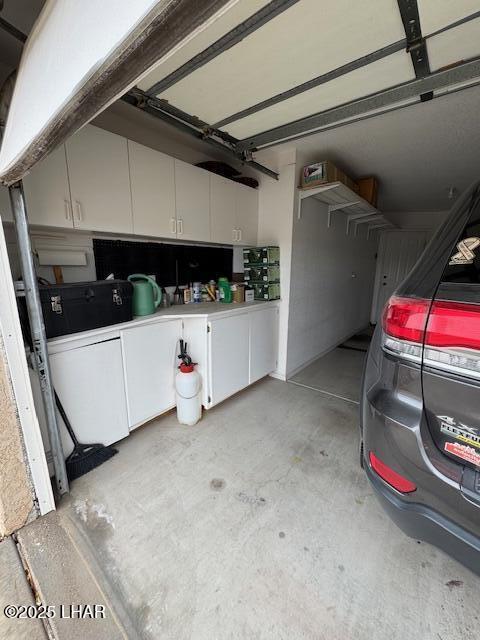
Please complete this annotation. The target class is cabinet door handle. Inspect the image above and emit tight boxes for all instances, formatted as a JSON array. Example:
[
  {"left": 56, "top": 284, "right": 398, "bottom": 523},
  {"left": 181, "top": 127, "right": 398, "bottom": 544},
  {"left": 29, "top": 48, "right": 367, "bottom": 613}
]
[
  {"left": 232, "top": 229, "right": 237, "bottom": 242},
  {"left": 74, "top": 201, "right": 83, "bottom": 222},
  {"left": 238, "top": 228, "right": 242, "bottom": 242},
  {"left": 64, "top": 200, "right": 72, "bottom": 221},
  {"left": 170, "top": 218, "right": 177, "bottom": 234},
  {"left": 177, "top": 218, "right": 184, "bottom": 235}
]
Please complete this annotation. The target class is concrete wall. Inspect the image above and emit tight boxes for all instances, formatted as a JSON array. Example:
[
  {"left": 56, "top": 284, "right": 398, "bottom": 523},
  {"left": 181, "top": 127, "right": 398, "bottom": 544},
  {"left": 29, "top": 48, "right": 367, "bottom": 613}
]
[
  {"left": 0, "top": 337, "right": 35, "bottom": 536},
  {"left": 286, "top": 197, "right": 377, "bottom": 377}
]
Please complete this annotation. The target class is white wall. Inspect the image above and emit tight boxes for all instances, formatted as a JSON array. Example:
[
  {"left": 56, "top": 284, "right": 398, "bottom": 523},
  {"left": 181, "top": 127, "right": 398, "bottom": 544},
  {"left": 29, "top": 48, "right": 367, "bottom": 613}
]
[
  {"left": 286, "top": 197, "right": 378, "bottom": 377},
  {"left": 256, "top": 148, "right": 297, "bottom": 380}
]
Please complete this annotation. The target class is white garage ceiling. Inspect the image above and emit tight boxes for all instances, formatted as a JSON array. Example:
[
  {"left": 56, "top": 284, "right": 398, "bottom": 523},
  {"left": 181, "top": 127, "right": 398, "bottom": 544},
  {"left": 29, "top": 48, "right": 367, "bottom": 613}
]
[{"left": 135, "top": 0, "right": 480, "bottom": 154}]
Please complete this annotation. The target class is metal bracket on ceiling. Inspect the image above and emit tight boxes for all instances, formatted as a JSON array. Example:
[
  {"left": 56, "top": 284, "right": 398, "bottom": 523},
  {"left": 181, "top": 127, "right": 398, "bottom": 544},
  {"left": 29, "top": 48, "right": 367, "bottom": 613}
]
[
  {"left": 397, "top": 0, "right": 432, "bottom": 101},
  {"left": 123, "top": 89, "right": 278, "bottom": 181}
]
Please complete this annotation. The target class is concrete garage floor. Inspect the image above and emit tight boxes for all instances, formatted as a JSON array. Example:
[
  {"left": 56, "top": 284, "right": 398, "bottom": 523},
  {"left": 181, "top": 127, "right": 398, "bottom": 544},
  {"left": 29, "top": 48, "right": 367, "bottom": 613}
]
[
  {"left": 290, "top": 347, "right": 366, "bottom": 403},
  {"left": 51, "top": 361, "right": 480, "bottom": 640}
]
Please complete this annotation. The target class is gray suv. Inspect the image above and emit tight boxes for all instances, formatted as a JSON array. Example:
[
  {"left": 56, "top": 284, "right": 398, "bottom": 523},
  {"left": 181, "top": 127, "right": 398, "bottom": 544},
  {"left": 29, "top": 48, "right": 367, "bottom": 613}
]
[{"left": 361, "top": 181, "right": 480, "bottom": 575}]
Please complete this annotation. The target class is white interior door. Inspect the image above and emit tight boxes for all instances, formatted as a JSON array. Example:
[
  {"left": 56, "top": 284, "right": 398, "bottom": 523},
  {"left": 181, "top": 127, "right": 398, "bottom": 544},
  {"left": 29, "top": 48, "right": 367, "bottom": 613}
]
[
  {"left": 122, "top": 320, "right": 182, "bottom": 429},
  {"left": 23, "top": 145, "right": 73, "bottom": 228},
  {"left": 174, "top": 159, "right": 210, "bottom": 241},
  {"left": 49, "top": 338, "right": 129, "bottom": 450},
  {"left": 210, "top": 174, "right": 236, "bottom": 244},
  {"left": 66, "top": 125, "right": 133, "bottom": 233},
  {"left": 129, "top": 140, "right": 176, "bottom": 238},
  {"left": 208, "top": 313, "right": 249, "bottom": 405},
  {"left": 371, "top": 230, "right": 427, "bottom": 323}
]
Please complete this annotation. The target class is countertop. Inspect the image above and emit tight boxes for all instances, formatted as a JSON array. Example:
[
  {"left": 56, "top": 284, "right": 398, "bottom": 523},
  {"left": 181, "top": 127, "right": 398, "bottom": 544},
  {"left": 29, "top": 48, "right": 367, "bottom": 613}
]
[{"left": 47, "top": 300, "right": 278, "bottom": 351}]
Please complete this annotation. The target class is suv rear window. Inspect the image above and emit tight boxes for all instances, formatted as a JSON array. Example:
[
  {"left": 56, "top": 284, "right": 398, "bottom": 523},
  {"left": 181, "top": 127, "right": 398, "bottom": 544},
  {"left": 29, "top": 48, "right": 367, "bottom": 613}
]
[{"left": 442, "top": 199, "right": 480, "bottom": 285}]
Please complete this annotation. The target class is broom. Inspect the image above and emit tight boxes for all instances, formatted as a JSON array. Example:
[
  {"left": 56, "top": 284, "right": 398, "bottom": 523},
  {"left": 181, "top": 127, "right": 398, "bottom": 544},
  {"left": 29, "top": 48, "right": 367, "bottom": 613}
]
[{"left": 54, "top": 391, "right": 118, "bottom": 481}]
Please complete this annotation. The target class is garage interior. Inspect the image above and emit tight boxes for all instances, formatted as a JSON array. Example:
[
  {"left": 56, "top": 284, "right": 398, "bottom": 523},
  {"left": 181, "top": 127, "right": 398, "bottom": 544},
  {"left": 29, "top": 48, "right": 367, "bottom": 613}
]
[{"left": 0, "top": 1, "right": 480, "bottom": 639}]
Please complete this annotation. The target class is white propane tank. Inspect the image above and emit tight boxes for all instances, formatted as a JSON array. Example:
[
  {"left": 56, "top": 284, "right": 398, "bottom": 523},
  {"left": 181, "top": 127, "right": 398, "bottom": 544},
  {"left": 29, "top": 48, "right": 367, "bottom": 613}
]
[{"left": 175, "top": 363, "right": 202, "bottom": 425}]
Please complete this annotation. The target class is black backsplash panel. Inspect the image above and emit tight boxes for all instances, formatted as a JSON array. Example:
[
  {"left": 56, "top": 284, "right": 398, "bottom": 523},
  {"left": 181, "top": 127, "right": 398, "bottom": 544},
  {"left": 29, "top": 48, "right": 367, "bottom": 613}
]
[{"left": 93, "top": 239, "right": 233, "bottom": 286}]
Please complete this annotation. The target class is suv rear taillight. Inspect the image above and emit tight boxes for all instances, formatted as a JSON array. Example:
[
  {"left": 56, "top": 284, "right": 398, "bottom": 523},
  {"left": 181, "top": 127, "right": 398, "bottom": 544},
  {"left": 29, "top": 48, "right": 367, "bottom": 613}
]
[
  {"left": 382, "top": 295, "right": 480, "bottom": 378},
  {"left": 382, "top": 296, "right": 429, "bottom": 363}
]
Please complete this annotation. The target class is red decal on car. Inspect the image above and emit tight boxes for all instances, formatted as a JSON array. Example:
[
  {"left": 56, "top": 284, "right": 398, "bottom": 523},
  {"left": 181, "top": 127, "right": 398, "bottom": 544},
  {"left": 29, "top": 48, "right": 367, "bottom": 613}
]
[{"left": 445, "top": 441, "right": 480, "bottom": 467}]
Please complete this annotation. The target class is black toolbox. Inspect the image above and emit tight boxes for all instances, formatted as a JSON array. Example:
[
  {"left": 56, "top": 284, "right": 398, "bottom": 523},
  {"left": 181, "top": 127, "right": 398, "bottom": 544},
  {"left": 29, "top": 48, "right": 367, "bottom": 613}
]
[{"left": 38, "top": 280, "right": 133, "bottom": 338}]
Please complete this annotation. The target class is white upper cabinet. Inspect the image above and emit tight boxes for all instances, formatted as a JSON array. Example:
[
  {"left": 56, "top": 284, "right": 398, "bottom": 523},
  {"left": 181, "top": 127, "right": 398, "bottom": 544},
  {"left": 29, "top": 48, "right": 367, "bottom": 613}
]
[
  {"left": 128, "top": 140, "right": 176, "bottom": 238},
  {"left": 174, "top": 159, "right": 210, "bottom": 242},
  {"left": 235, "top": 182, "right": 258, "bottom": 246},
  {"left": 210, "top": 174, "right": 236, "bottom": 244},
  {"left": 0, "top": 186, "right": 13, "bottom": 223},
  {"left": 65, "top": 125, "right": 133, "bottom": 234},
  {"left": 23, "top": 145, "right": 72, "bottom": 228}
]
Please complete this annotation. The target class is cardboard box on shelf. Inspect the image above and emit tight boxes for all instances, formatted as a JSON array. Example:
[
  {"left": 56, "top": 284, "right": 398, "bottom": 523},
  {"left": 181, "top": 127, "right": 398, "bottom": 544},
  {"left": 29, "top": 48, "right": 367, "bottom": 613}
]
[
  {"left": 300, "top": 160, "right": 358, "bottom": 193},
  {"left": 243, "top": 246, "right": 280, "bottom": 266},
  {"left": 244, "top": 264, "right": 280, "bottom": 283},
  {"left": 357, "top": 177, "right": 378, "bottom": 207}
]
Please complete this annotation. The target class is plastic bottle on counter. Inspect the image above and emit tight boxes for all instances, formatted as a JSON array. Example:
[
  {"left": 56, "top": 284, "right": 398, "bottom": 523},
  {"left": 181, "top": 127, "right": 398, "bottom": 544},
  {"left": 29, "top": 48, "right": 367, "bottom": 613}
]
[
  {"left": 193, "top": 282, "right": 202, "bottom": 303},
  {"left": 183, "top": 286, "right": 192, "bottom": 304},
  {"left": 218, "top": 277, "right": 232, "bottom": 303}
]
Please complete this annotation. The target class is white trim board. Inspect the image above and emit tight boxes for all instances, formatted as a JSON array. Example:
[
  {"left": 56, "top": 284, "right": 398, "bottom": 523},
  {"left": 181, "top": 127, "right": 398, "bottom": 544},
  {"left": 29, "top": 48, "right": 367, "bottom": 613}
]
[{"left": 0, "top": 221, "right": 55, "bottom": 515}]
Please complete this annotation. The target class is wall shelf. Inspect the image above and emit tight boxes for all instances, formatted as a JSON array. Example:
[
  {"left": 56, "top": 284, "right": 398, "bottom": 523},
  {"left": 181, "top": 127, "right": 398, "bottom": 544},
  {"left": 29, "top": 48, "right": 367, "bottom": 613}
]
[{"left": 297, "top": 181, "right": 395, "bottom": 237}]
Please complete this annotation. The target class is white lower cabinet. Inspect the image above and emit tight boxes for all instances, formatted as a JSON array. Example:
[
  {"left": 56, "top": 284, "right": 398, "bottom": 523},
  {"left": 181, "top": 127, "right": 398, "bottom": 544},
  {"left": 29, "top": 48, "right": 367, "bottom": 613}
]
[
  {"left": 45, "top": 305, "right": 277, "bottom": 460},
  {"left": 121, "top": 320, "right": 182, "bottom": 429},
  {"left": 49, "top": 338, "right": 129, "bottom": 451},
  {"left": 208, "top": 313, "right": 250, "bottom": 405},
  {"left": 249, "top": 306, "right": 278, "bottom": 383}
]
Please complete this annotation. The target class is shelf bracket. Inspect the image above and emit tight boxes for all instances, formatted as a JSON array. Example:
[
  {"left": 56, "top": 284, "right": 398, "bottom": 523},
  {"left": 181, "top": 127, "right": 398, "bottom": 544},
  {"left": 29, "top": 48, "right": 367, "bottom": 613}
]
[
  {"left": 346, "top": 211, "right": 381, "bottom": 234},
  {"left": 327, "top": 200, "right": 360, "bottom": 228},
  {"left": 367, "top": 222, "right": 391, "bottom": 239}
]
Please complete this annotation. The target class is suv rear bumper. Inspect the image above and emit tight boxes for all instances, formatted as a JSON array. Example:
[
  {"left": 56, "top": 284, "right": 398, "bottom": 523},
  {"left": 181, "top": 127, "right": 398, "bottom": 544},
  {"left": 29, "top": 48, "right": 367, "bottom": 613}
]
[{"left": 365, "top": 460, "right": 480, "bottom": 576}]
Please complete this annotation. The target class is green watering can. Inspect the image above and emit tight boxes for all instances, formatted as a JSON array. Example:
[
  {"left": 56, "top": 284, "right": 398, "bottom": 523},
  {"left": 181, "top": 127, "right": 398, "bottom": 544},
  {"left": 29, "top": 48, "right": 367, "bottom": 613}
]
[{"left": 128, "top": 274, "right": 162, "bottom": 316}]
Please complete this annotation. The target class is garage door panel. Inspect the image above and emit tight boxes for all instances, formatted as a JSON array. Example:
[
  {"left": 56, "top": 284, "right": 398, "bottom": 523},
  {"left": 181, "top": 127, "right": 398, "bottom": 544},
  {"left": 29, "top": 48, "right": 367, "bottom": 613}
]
[
  {"left": 224, "top": 50, "right": 415, "bottom": 139},
  {"left": 427, "top": 19, "right": 480, "bottom": 72},
  {"left": 417, "top": 0, "right": 480, "bottom": 37},
  {"left": 158, "top": 0, "right": 406, "bottom": 124},
  {"left": 136, "top": 0, "right": 270, "bottom": 92}
]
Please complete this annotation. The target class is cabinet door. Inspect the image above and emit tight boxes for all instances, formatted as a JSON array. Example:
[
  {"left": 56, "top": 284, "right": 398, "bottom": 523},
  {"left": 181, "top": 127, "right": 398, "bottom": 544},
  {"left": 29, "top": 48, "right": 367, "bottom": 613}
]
[
  {"left": 122, "top": 320, "right": 182, "bottom": 429},
  {"left": 49, "top": 338, "right": 129, "bottom": 448},
  {"left": 209, "top": 313, "right": 249, "bottom": 405},
  {"left": 174, "top": 159, "right": 210, "bottom": 242},
  {"left": 250, "top": 307, "right": 278, "bottom": 383},
  {"left": 210, "top": 174, "right": 236, "bottom": 244},
  {"left": 235, "top": 183, "right": 258, "bottom": 245},
  {"left": 23, "top": 145, "right": 73, "bottom": 228},
  {"left": 129, "top": 140, "right": 176, "bottom": 238},
  {"left": 66, "top": 125, "right": 133, "bottom": 233},
  {"left": 0, "top": 186, "right": 13, "bottom": 223}
]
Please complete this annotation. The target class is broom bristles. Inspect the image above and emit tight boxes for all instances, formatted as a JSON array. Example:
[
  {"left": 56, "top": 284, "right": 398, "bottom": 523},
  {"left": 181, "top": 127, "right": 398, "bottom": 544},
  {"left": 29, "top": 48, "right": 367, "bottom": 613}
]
[{"left": 66, "top": 443, "right": 118, "bottom": 481}]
